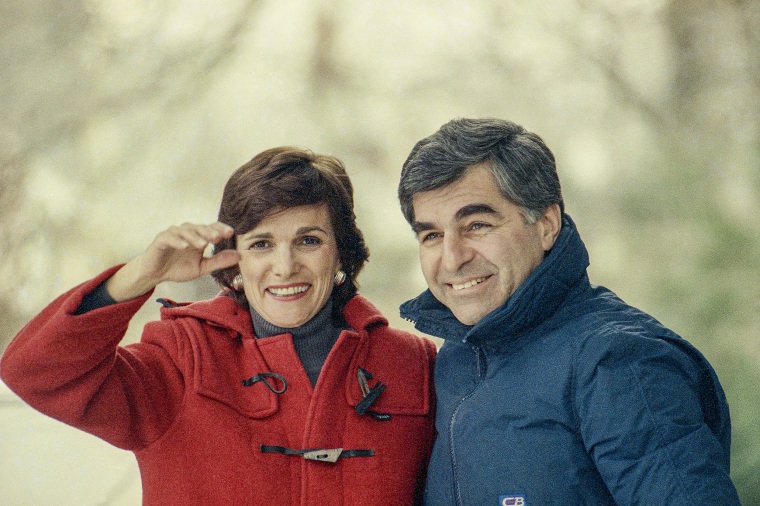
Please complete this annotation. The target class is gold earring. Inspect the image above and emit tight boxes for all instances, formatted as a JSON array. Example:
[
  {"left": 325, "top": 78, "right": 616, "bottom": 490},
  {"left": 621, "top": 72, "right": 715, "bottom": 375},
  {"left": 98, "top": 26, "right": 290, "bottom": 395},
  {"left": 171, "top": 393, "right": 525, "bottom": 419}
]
[
  {"left": 232, "top": 274, "right": 244, "bottom": 291},
  {"left": 333, "top": 270, "right": 346, "bottom": 286}
]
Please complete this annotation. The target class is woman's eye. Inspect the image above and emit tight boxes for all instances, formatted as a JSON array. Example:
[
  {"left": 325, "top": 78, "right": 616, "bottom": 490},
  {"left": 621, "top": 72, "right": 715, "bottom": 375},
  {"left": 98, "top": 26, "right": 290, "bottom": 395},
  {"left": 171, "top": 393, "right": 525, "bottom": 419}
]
[
  {"left": 250, "top": 240, "right": 270, "bottom": 250},
  {"left": 301, "top": 236, "right": 323, "bottom": 246}
]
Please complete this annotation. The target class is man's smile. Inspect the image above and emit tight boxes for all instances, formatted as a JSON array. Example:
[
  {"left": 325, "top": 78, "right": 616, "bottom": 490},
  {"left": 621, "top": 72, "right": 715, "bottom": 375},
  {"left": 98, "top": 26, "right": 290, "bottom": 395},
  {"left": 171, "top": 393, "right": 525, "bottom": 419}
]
[{"left": 450, "top": 276, "right": 490, "bottom": 291}]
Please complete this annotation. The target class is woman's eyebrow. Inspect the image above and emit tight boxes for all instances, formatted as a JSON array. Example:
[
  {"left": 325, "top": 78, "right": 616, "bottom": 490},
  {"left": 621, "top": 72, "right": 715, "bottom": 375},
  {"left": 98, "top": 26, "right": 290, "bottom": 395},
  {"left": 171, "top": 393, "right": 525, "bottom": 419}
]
[
  {"left": 240, "top": 231, "right": 273, "bottom": 241},
  {"left": 241, "top": 226, "right": 328, "bottom": 240},
  {"left": 295, "top": 226, "right": 328, "bottom": 235}
]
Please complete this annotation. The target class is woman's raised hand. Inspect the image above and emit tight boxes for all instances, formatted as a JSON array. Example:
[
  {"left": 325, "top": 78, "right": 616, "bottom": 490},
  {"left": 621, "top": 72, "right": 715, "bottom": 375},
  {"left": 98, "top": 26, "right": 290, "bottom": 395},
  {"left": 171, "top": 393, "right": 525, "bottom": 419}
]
[{"left": 105, "top": 222, "right": 241, "bottom": 302}]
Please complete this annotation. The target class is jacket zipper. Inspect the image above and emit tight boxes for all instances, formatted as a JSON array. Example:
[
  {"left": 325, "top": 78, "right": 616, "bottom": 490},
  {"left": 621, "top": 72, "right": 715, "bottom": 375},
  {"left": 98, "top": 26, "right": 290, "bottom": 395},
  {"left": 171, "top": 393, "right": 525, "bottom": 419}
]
[{"left": 449, "top": 345, "right": 486, "bottom": 506}]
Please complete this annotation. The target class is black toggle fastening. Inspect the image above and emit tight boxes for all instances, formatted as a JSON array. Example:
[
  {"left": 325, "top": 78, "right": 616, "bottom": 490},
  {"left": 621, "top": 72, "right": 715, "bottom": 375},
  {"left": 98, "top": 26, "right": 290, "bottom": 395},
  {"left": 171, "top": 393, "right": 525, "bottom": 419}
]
[
  {"left": 355, "top": 367, "right": 392, "bottom": 421},
  {"left": 260, "top": 445, "right": 374, "bottom": 463},
  {"left": 242, "top": 372, "right": 288, "bottom": 394}
]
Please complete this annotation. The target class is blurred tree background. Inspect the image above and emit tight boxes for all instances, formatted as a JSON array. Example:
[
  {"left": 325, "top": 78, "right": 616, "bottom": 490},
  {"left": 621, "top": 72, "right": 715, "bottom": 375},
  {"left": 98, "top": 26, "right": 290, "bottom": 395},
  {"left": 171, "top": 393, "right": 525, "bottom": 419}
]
[{"left": 1, "top": 0, "right": 758, "bottom": 503}]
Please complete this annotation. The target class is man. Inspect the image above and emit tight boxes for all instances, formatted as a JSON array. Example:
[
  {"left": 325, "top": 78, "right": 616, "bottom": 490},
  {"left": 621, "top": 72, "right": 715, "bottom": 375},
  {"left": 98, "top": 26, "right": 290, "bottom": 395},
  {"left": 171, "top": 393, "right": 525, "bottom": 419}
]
[{"left": 398, "top": 118, "right": 740, "bottom": 505}]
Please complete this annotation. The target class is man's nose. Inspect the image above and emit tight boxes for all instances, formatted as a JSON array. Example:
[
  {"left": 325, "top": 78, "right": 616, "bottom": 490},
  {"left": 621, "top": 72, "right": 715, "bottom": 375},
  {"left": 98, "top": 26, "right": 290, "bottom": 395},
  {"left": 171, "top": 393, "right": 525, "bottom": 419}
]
[{"left": 441, "top": 234, "right": 474, "bottom": 272}]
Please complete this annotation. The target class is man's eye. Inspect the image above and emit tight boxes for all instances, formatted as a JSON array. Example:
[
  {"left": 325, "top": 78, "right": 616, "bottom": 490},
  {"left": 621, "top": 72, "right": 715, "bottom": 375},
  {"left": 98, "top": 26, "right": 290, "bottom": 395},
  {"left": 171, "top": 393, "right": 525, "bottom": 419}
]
[
  {"left": 420, "top": 232, "right": 441, "bottom": 243},
  {"left": 250, "top": 240, "right": 270, "bottom": 249},
  {"left": 469, "top": 222, "right": 491, "bottom": 231}
]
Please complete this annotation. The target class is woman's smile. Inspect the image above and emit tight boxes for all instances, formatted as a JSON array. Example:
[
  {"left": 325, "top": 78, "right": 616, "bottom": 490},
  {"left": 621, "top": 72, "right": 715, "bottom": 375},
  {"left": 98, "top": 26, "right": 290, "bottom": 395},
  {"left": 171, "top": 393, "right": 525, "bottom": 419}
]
[{"left": 267, "top": 283, "right": 310, "bottom": 298}]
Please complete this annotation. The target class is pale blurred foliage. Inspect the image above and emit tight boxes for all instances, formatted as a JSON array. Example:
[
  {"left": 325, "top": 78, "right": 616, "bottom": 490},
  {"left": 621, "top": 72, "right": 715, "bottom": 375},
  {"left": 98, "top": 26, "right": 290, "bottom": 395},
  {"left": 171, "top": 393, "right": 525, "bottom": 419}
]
[{"left": 1, "top": 0, "right": 759, "bottom": 503}]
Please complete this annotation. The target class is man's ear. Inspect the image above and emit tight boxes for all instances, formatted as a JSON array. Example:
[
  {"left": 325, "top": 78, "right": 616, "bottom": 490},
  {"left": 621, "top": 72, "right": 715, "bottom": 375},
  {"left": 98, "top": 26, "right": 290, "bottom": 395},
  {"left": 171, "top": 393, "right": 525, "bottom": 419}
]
[{"left": 538, "top": 204, "right": 562, "bottom": 252}]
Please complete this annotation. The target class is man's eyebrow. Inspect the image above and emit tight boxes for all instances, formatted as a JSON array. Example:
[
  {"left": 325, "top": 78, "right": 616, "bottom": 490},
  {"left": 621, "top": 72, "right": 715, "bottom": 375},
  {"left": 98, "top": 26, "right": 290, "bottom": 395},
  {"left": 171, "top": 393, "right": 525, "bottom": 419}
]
[
  {"left": 455, "top": 203, "right": 500, "bottom": 220},
  {"left": 411, "top": 221, "right": 434, "bottom": 234},
  {"left": 411, "top": 204, "right": 501, "bottom": 234}
]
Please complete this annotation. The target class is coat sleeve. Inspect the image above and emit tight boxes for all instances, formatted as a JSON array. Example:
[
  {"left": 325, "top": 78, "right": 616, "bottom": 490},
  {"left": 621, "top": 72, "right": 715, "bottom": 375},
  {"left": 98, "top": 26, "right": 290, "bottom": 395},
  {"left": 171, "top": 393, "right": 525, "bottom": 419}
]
[
  {"left": 0, "top": 267, "right": 186, "bottom": 451},
  {"left": 574, "top": 328, "right": 740, "bottom": 505}
]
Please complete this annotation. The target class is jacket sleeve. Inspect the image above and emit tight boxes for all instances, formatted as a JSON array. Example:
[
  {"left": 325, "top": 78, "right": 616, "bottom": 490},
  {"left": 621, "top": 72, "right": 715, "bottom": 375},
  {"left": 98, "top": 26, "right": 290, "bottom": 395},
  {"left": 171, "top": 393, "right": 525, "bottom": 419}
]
[
  {"left": 574, "top": 329, "right": 740, "bottom": 505},
  {"left": 0, "top": 266, "right": 186, "bottom": 451}
]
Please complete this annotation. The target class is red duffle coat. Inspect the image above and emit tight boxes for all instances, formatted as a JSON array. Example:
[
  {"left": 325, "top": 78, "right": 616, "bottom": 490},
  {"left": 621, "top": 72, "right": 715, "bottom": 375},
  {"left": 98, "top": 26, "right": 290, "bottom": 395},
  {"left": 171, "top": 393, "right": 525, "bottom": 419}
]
[{"left": 0, "top": 266, "right": 437, "bottom": 505}]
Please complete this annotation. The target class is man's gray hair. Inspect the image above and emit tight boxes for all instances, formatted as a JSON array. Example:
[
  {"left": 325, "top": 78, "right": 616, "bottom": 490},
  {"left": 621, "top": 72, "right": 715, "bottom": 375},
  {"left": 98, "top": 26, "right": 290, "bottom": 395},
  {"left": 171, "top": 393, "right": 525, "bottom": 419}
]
[{"left": 398, "top": 118, "right": 564, "bottom": 225}]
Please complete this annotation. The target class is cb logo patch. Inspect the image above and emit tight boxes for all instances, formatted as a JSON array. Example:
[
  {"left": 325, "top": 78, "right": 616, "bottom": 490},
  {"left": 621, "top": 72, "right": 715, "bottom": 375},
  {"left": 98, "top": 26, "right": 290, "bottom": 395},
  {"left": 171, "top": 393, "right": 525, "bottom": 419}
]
[{"left": 499, "top": 496, "right": 526, "bottom": 506}]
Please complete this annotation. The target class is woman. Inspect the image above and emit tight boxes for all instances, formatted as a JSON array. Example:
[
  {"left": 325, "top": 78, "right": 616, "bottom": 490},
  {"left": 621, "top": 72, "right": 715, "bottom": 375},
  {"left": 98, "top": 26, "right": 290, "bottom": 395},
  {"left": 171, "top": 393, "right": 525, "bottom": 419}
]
[{"left": 1, "top": 147, "right": 436, "bottom": 505}]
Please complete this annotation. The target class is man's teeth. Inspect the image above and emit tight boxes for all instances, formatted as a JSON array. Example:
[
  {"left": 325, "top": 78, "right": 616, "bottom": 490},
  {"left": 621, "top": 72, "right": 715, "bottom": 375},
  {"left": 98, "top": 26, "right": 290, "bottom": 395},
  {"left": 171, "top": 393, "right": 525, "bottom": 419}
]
[
  {"left": 269, "top": 285, "right": 308, "bottom": 296},
  {"left": 452, "top": 278, "right": 486, "bottom": 290}
]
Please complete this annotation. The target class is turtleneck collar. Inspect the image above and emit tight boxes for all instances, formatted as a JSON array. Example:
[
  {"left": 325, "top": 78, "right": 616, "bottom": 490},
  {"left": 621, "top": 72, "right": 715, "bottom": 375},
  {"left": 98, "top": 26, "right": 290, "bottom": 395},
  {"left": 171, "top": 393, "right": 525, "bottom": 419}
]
[
  {"left": 250, "top": 297, "right": 339, "bottom": 340},
  {"left": 250, "top": 297, "right": 346, "bottom": 386}
]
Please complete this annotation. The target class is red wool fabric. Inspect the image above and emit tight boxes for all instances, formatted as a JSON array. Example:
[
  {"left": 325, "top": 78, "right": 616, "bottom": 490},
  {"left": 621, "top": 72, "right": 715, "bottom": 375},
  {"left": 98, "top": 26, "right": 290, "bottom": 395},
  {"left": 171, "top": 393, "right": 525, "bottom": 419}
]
[{"left": 1, "top": 266, "right": 437, "bottom": 505}]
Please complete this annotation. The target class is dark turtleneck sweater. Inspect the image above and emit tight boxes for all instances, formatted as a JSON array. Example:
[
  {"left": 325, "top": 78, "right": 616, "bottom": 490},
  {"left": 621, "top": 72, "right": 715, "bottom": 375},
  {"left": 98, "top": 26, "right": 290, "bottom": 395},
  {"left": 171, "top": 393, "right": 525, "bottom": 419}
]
[
  {"left": 77, "top": 281, "right": 344, "bottom": 386},
  {"left": 250, "top": 298, "right": 345, "bottom": 386}
]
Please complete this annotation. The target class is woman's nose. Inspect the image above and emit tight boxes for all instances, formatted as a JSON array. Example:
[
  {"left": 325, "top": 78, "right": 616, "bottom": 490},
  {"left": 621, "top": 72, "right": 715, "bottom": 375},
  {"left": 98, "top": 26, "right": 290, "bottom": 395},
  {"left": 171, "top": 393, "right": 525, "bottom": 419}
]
[{"left": 272, "top": 247, "right": 298, "bottom": 277}]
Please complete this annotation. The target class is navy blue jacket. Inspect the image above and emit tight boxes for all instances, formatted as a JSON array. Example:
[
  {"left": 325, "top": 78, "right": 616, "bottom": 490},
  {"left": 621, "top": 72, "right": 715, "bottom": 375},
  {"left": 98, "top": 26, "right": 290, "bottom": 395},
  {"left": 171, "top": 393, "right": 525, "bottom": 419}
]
[{"left": 401, "top": 215, "right": 740, "bottom": 505}]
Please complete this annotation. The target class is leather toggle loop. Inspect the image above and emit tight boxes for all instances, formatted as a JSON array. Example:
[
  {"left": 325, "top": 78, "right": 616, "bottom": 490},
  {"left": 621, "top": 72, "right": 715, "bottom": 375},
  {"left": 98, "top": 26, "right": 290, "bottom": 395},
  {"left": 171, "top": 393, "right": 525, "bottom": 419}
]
[{"left": 242, "top": 372, "right": 288, "bottom": 394}]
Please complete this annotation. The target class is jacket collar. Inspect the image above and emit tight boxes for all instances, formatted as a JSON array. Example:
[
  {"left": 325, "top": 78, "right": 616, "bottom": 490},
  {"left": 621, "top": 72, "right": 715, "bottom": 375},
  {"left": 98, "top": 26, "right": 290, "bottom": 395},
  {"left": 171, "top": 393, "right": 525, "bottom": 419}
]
[{"left": 400, "top": 214, "right": 590, "bottom": 345}]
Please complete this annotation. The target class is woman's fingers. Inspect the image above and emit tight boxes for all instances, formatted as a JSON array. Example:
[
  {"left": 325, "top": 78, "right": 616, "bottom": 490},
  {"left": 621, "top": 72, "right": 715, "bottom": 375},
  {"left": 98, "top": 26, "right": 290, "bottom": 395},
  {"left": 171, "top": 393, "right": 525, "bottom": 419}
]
[
  {"left": 201, "top": 249, "right": 241, "bottom": 276},
  {"left": 209, "top": 221, "right": 236, "bottom": 240},
  {"left": 106, "top": 222, "right": 237, "bottom": 302},
  {"left": 135, "top": 222, "right": 233, "bottom": 281},
  {"left": 156, "top": 222, "right": 235, "bottom": 252}
]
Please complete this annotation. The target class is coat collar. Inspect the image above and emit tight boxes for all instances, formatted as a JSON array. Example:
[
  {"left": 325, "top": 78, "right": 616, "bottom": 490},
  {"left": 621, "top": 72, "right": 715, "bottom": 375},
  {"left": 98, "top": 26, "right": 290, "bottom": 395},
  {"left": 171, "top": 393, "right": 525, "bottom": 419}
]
[
  {"left": 157, "top": 293, "right": 255, "bottom": 338},
  {"left": 155, "top": 293, "right": 395, "bottom": 420},
  {"left": 400, "top": 214, "right": 590, "bottom": 346},
  {"left": 157, "top": 293, "right": 389, "bottom": 340}
]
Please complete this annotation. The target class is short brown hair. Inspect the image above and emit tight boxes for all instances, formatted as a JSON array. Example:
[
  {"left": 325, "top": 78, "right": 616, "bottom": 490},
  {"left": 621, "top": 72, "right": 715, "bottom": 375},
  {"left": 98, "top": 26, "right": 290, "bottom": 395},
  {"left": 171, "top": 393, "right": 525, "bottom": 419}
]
[{"left": 211, "top": 147, "right": 369, "bottom": 315}]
